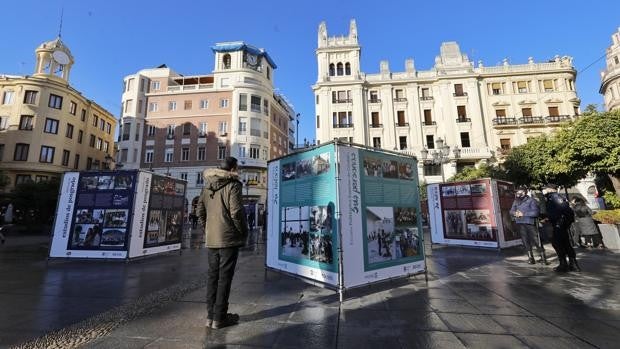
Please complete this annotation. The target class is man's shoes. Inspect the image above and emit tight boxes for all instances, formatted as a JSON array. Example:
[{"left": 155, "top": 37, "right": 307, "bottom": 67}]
[
  {"left": 528, "top": 257, "right": 536, "bottom": 264},
  {"left": 568, "top": 257, "right": 581, "bottom": 272},
  {"left": 211, "top": 313, "right": 240, "bottom": 329}
]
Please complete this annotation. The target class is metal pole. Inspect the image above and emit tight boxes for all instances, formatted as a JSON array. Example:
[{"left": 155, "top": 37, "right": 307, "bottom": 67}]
[{"left": 296, "top": 113, "right": 300, "bottom": 149}]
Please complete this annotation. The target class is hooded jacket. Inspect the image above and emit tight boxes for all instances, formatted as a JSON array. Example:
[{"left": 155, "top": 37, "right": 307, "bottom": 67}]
[
  {"left": 509, "top": 195, "right": 540, "bottom": 225},
  {"left": 195, "top": 168, "right": 248, "bottom": 248}
]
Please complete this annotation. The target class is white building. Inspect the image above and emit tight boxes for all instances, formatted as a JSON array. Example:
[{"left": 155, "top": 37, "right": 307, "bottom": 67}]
[
  {"left": 600, "top": 27, "right": 620, "bottom": 111},
  {"left": 313, "top": 20, "right": 580, "bottom": 183}
]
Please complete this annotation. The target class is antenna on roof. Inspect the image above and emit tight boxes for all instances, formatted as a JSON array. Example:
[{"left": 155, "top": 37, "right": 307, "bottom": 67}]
[{"left": 58, "top": 7, "right": 64, "bottom": 38}]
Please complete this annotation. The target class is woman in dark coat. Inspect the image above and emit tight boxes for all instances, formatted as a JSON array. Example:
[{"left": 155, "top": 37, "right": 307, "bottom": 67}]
[{"left": 571, "top": 197, "right": 603, "bottom": 248}]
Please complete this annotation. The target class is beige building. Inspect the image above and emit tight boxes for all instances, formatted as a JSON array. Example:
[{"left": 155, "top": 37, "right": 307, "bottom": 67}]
[
  {"left": 117, "top": 42, "right": 295, "bottom": 212},
  {"left": 313, "top": 20, "right": 580, "bottom": 182},
  {"left": 600, "top": 27, "right": 620, "bottom": 111},
  {"left": 0, "top": 37, "right": 116, "bottom": 190}
]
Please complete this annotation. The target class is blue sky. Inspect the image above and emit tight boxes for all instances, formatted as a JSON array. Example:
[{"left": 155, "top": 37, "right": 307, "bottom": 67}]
[{"left": 2, "top": 0, "right": 618, "bottom": 144}]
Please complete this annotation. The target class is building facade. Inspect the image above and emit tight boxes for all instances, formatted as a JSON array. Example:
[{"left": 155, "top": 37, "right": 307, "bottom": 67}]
[
  {"left": 117, "top": 42, "right": 295, "bottom": 213},
  {"left": 0, "top": 37, "right": 116, "bottom": 190},
  {"left": 313, "top": 20, "right": 580, "bottom": 182},
  {"left": 600, "top": 27, "right": 620, "bottom": 111}
]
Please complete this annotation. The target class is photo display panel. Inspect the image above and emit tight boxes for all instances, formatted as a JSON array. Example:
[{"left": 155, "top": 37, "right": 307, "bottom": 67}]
[{"left": 143, "top": 174, "right": 186, "bottom": 248}]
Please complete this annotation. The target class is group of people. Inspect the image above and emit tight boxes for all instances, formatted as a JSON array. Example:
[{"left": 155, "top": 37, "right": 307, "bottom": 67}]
[
  {"left": 368, "top": 229, "right": 393, "bottom": 258},
  {"left": 510, "top": 183, "right": 603, "bottom": 273}
]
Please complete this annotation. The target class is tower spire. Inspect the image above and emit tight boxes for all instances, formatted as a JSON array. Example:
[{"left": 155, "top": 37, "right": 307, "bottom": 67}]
[{"left": 58, "top": 8, "right": 64, "bottom": 38}]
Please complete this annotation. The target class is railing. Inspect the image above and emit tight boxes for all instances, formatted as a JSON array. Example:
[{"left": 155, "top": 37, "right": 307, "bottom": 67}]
[
  {"left": 395, "top": 122, "right": 409, "bottom": 127},
  {"left": 519, "top": 116, "right": 544, "bottom": 124},
  {"left": 393, "top": 97, "right": 407, "bottom": 102},
  {"left": 369, "top": 123, "right": 383, "bottom": 128},
  {"left": 333, "top": 99, "right": 352, "bottom": 103},
  {"left": 422, "top": 121, "right": 436, "bottom": 126},
  {"left": 453, "top": 92, "right": 468, "bottom": 97},
  {"left": 250, "top": 104, "right": 261, "bottom": 112},
  {"left": 333, "top": 123, "right": 354, "bottom": 128},
  {"left": 369, "top": 98, "right": 381, "bottom": 103},
  {"left": 420, "top": 96, "right": 434, "bottom": 100},
  {"left": 456, "top": 117, "right": 471, "bottom": 123},
  {"left": 166, "top": 134, "right": 175, "bottom": 140},
  {"left": 167, "top": 84, "right": 213, "bottom": 92},
  {"left": 545, "top": 115, "right": 571, "bottom": 123},
  {"left": 492, "top": 117, "right": 517, "bottom": 126}
]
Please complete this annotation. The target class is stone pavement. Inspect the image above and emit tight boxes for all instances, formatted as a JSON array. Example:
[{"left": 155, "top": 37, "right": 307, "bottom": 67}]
[{"left": 1, "top": 230, "right": 620, "bottom": 349}]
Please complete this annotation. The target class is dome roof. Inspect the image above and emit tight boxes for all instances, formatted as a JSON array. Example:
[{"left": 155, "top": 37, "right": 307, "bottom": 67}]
[{"left": 37, "top": 37, "right": 73, "bottom": 56}]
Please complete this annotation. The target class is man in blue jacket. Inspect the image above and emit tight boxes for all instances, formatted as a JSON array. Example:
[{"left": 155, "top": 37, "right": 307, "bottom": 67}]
[{"left": 510, "top": 186, "right": 547, "bottom": 264}]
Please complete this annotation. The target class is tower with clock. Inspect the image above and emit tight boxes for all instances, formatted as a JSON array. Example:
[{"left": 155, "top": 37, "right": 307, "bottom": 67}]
[{"left": 33, "top": 36, "right": 74, "bottom": 82}]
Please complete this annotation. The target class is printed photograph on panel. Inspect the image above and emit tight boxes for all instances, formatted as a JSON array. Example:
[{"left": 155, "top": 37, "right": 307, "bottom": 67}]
[
  {"left": 382, "top": 160, "right": 399, "bottom": 179},
  {"left": 455, "top": 184, "right": 471, "bottom": 196},
  {"left": 442, "top": 186, "right": 456, "bottom": 197},
  {"left": 97, "top": 176, "right": 115, "bottom": 190},
  {"left": 312, "top": 152, "right": 331, "bottom": 176},
  {"left": 280, "top": 206, "right": 310, "bottom": 260},
  {"left": 366, "top": 207, "right": 395, "bottom": 264},
  {"left": 281, "top": 162, "right": 296, "bottom": 181},
  {"left": 164, "top": 211, "right": 182, "bottom": 242},
  {"left": 175, "top": 182, "right": 185, "bottom": 195},
  {"left": 151, "top": 177, "right": 165, "bottom": 193},
  {"left": 70, "top": 223, "right": 103, "bottom": 248},
  {"left": 466, "top": 224, "right": 494, "bottom": 240},
  {"left": 470, "top": 183, "right": 487, "bottom": 195},
  {"left": 398, "top": 162, "right": 415, "bottom": 180},
  {"left": 308, "top": 205, "right": 334, "bottom": 264},
  {"left": 296, "top": 158, "right": 313, "bottom": 179},
  {"left": 114, "top": 175, "right": 133, "bottom": 190},
  {"left": 465, "top": 209, "right": 491, "bottom": 225},
  {"left": 394, "top": 228, "right": 421, "bottom": 258},
  {"left": 147, "top": 210, "right": 162, "bottom": 232},
  {"left": 75, "top": 209, "right": 105, "bottom": 224},
  {"left": 112, "top": 193, "right": 130, "bottom": 206},
  {"left": 394, "top": 207, "right": 417, "bottom": 227},
  {"left": 104, "top": 209, "right": 128, "bottom": 228},
  {"left": 444, "top": 210, "right": 466, "bottom": 237},
  {"left": 100, "top": 228, "right": 126, "bottom": 247},
  {"left": 79, "top": 176, "right": 98, "bottom": 191},
  {"left": 363, "top": 157, "right": 383, "bottom": 177}
]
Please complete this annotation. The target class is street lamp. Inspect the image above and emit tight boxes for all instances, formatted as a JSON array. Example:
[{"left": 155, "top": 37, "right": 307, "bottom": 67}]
[
  {"left": 420, "top": 137, "right": 461, "bottom": 182},
  {"left": 296, "top": 113, "right": 300, "bottom": 149}
]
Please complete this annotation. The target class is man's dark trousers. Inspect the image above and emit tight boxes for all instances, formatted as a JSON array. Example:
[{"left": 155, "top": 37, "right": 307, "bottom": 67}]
[
  {"left": 207, "top": 247, "right": 239, "bottom": 321},
  {"left": 551, "top": 224, "right": 576, "bottom": 261}
]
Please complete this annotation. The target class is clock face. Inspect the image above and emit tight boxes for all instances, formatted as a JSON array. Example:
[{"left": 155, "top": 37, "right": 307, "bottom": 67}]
[
  {"left": 52, "top": 50, "right": 70, "bottom": 65},
  {"left": 247, "top": 54, "right": 257, "bottom": 66}
]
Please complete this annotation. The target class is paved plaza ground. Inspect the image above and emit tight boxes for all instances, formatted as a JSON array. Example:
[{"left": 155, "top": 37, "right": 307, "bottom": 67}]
[{"left": 0, "top": 229, "right": 619, "bottom": 349}]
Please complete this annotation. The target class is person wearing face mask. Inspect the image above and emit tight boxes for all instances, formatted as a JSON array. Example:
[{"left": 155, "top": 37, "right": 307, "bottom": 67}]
[
  {"left": 541, "top": 184, "right": 579, "bottom": 273},
  {"left": 510, "top": 186, "right": 547, "bottom": 264}
]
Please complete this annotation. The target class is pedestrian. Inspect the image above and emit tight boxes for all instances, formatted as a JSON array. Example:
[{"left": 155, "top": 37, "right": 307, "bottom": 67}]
[
  {"left": 510, "top": 186, "right": 548, "bottom": 264},
  {"left": 571, "top": 197, "right": 604, "bottom": 248},
  {"left": 195, "top": 157, "right": 249, "bottom": 329},
  {"left": 541, "top": 184, "right": 579, "bottom": 273}
]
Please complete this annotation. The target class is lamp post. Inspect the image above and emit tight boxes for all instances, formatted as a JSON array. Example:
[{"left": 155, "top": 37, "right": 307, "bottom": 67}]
[
  {"left": 420, "top": 137, "right": 461, "bottom": 182},
  {"left": 296, "top": 113, "right": 300, "bottom": 149}
]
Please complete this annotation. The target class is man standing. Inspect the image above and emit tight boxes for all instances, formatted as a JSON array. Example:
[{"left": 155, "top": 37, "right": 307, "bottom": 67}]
[
  {"left": 196, "top": 157, "right": 248, "bottom": 329},
  {"left": 510, "top": 186, "right": 547, "bottom": 264},
  {"left": 542, "top": 184, "right": 579, "bottom": 273}
]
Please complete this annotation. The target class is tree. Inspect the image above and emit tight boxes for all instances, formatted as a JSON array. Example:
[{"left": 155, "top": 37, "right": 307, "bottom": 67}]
[
  {"left": 447, "top": 163, "right": 507, "bottom": 182},
  {"left": 582, "top": 103, "right": 599, "bottom": 116},
  {"left": 11, "top": 179, "right": 60, "bottom": 226}
]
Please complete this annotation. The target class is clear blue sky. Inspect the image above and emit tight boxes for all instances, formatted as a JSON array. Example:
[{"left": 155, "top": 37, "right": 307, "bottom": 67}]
[{"left": 2, "top": 0, "right": 618, "bottom": 145}]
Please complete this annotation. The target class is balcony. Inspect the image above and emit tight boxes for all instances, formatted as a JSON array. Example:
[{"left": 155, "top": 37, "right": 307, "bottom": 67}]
[
  {"left": 166, "top": 134, "right": 175, "bottom": 140},
  {"left": 492, "top": 117, "right": 517, "bottom": 126},
  {"left": 519, "top": 116, "right": 544, "bottom": 124},
  {"left": 453, "top": 92, "right": 468, "bottom": 97},
  {"left": 393, "top": 97, "right": 407, "bottom": 102},
  {"left": 456, "top": 117, "right": 471, "bottom": 123},
  {"left": 422, "top": 121, "right": 437, "bottom": 126},
  {"left": 369, "top": 123, "right": 383, "bottom": 128},
  {"left": 545, "top": 115, "right": 571, "bottom": 123},
  {"left": 419, "top": 96, "right": 434, "bottom": 101},
  {"left": 333, "top": 99, "right": 352, "bottom": 104},
  {"left": 395, "top": 122, "right": 409, "bottom": 127},
  {"left": 333, "top": 123, "right": 354, "bottom": 128},
  {"left": 369, "top": 98, "right": 381, "bottom": 103}
]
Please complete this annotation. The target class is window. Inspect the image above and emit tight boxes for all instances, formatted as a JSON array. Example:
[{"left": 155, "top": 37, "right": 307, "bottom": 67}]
[
  {"left": 395, "top": 89, "right": 405, "bottom": 100},
  {"left": 0, "top": 144, "right": 3, "bottom": 161},
  {"left": 250, "top": 118, "right": 262, "bottom": 137},
  {"left": 14, "top": 143, "right": 29, "bottom": 161},
  {"left": 19, "top": 115, "right": 33, "bottom": 130},
  {"left": 78, "top": 130, "right": 83, "bottom": 143},
  {"left": 92, "top": 115, "right": 99, "bottom": 127},
  {"left": 238, "top": 145, "right": 246, "bottom": 158},
  {"left": 15, "top": 175, "right": 32, "bottom": 185},
  {"left": 139, "top": 78, "right": 145, "bottom": 92},
  {"left": 421, "top": 88, "right": 431, "bottom": 98},
  {"left": 106, "top": 122, "right": 112, "bottom": 134},
  {"left": 369, "top": 90, "right": 379, "bottom": 102},
  {"left": 516, "top": 81, "right": 528, "bottom": 93},
  {"left": 491, "top": 82, "right": 502, "bottom": 95},
  {"left": 372, "top": 137, "right": 381, "bottom": 148},
  {"left": 426, "top": 135, "right": 435, "bottom": 149},
  {"left": 250, "top": 95, "right": 261, "bottom": 112},
  {"left": 151, "top": 81, "right": 160, "bottom": 91},
  {"left": 181, "top": 147, "right": 189, "bottom": 161},
  {"left": 199, "top": 122, "right": 207, "bottom": 136},
  {"left": 165, "top": 148, "right": 174, "bottom": 162},
  {"left": 196, "top": 172, "right": 204, "bottom": 185},
  {"left": 371, "top": 112, "right": 380, "bottom": 126},
  {"left": 454, "top": 84, "right": 465, "bottom": 96},
  {"left": 99, "top": 119, "right": 105, "bottom": 131},
  {"left": 345, "top": 62, "right": 351, "bottom": 75},
  {"left": 73, "top": 154, "right": 80, "bottom": 169},
  {"left": 35, "top": 175, "right": 49, "bottom": 183},
  {"left": 337, "top": 62, "right": 343, "bottom": 76},
  {"left": 0, "top": 116, "right": 8, "bottom": 130},
  {"left": 166, "top": 124, "right": 175, "bottom": 138},
  {"left": 145, "top": 149, "right": 154, "bottom": 163},
  {"left": 328, "top": 63, "right": 335, "bottom": 76},
  {"left": 86, "top": 157, "right": 93, "bottom": 170},
  {"left": 2, "top": 90, "right": 14, "bottom": 104},
  {"left": 316, "top": 115, "right": 320, "bottom": 128},
  {"left": 548, "top": 106, "right": 559, "bottom": 116},
  {"left": 522, "top": 108, "right": 532, "bottom": 117},
  {"left": 239, "top": 94, "right": 247, "bottom": 111},
  {"left": 218, "top": 146, "right": 226, "bottom": 159},
  {"left": 81, "top": 109, "right": 86, "bottom": 121},
  {"left": 239, "top": 118, "right": 247, "bottom": 135},
  {"left": 48, "top": 94, "right": 63, "bottom": 109},
  {"left": 103, "top": 141, "right": 109, "bottom": 153},
  {"left": 249, "top": 145, "right": 260, "bottom": 159},
  {"left": 542, "top": 80, "right": 554, "bottom": 92},
  {"left": 263, "top": 99, "right": 269, "bottom": 116},
  {"left": 266, "top": 66, "right": 271, "bottom": 80},
  {"left": 180, "top": 173, "right": 188, "bottom": 181},
  {"left": 183, "top": 123, "right": 191, "bottom": 136},
  {"left": 62, "top": 150, "right": 70, "bottom": 166},
  {"left": 89, "top": 134, "right": 96, "bottom": 147},
  {"left": 124, "top": 99, "right": 133, "bottom": 113},
  {"left": 147, "top": 125, "right": 156, "bottom": 137},
  {"left": 137, "top": 99, "right": 143, "bottom": 114},
  {"left": 149, "top": 102, "right": 158, "bottom": 112},
  {"left": 399, "top": 136, "right": 408, "bottom": 150},
  {"left": 223, "top": 54, "right": 231, "bottom": 69},
  {"left": 200, "top": 99, "right": 208, "bottom": 109},
  {"left": 220, "top": 99, "right": 229, "bottom": 108},
  {"left": 66, "top": 123, "right": 74, "bottom": 138},
  {"left": 95, "top": 138, "right": 102, "bottom": 150},
  {"left": 168, "top": 101, "right": 177, "bottom": 111},
  {"left": 397, "top": 111, "right": 406, "bottom": 126},
  {"left": 457, "top": 106, "right": 467, "bottom": 118},
  {"left": 197, "top": 147, "right": 206, "bottom": 161},
  {"left": 574, "top": 106, "right": 579, "bottom": 116},
  {"left": 495, "top": 109, "right": 506, "bottom": 118},
  {"left": 69, "top": 101, "right": 77, "bottom": 115},
  {"left": 500, "top": 138, "right": 511, "bottom": 150},
  {"left": 122, "top": 122, "right": 131, "bottom": 141},
  {"left": 39, "top": 146, "right": 55, "bottom": 163},
  {"left": 460, "top": 132, "right": 471, "bottom": 148},
  {"left": 218, "top": 121, "right": 227, "bottom": 135},
  {"left": 423, "top": 109, "right": 433, "bottom": 124},
  {"left": 23, "top": 90, "right": 38, "bottom": 104},
  {"left": 127, "top": 78, "right": 134, "bottom": 91},
  {"left": 423, "top": 164, "right": 441, "bottom": 176}
]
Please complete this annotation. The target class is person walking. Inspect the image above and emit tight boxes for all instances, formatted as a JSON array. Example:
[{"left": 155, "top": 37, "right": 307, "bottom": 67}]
[
  {"left": 542, "top": 184, "right": 579, "bottom": 273},
  {"left": 196, "top": 157, "right": 249, "bottom": 329},
  {"left": 571, "top": 197, "right": 604, "bottom": 248},
  {"left": 510, "top": 186, "right": 548, "bottom": 264}
]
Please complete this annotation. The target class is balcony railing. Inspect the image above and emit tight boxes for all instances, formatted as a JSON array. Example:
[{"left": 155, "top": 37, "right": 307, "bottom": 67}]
[
  {"left": 545, "top": 115, "right": 571, "bottom": 123},
  {"left": 333, "top": 99, "right": 352, "bottom": 104},
  {"left": 333, "top": 123, "right": 354, "bottom": 128},
  {"left": 369, "top": 123, "right": 383, "bottom": 128},
  {"left": 395, "top": 122, "right": 409, "bottom": 127},
  {"left": 420, "top": 96, "right": 434, "bottom": 100},
  {"left": 422, "top": 121, "right": 436, "bottom": 126},
  {"left": 519, "top": 116, "right": 544, "bottom": 124},
  {"left": 369, "top": 98, "right": 381, "bottom": 103},
  {"left": 456, "top": 117, "right": 471, "bottom": 123},
  {"left": 492, "top": 117, "right": 517, "bottom": 126},
  {"left": 393, "top": 97, "right": 407, "bottom": 102},
  {"left": 453, "top": 92, "right": 468, "bottom": 97}
]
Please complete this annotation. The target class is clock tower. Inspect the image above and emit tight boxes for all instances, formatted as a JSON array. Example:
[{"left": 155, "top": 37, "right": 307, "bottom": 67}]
[{"left": 33, "top": 36, "right": 74, "bottom": 82}]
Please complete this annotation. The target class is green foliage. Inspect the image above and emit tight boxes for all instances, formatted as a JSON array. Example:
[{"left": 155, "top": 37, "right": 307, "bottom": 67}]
[
  {"left": 592, "top": 209, "right": 620, "bottom": 224},
  {"left": 447, "top": 164, "right": 507, "bottom": 182},
  {"left": 602, "top": 191, "right": 620, "bottom": 209},
  {"left": 418, "top": 181, "right": 428, "bottom": 201},
  {"left": 11, "top": 179, "right": 60, "bottom": 225},
  {"left": 582, "top": 104, "right": 599, "bottom": 116}
]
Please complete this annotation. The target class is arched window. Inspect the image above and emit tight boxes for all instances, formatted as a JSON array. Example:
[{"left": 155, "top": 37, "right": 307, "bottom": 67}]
[
  {"left": 223, "top": 54, "right": 231, "bottom": 69},
  {"left": 329, "top": 63, "right": 335, "bottom": 76},
  {"left": 345, "top": 62, "right": 351, "bottom": 75},
  {"left": 336, "top": 63, "right": 344, "bottom": 76}
]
